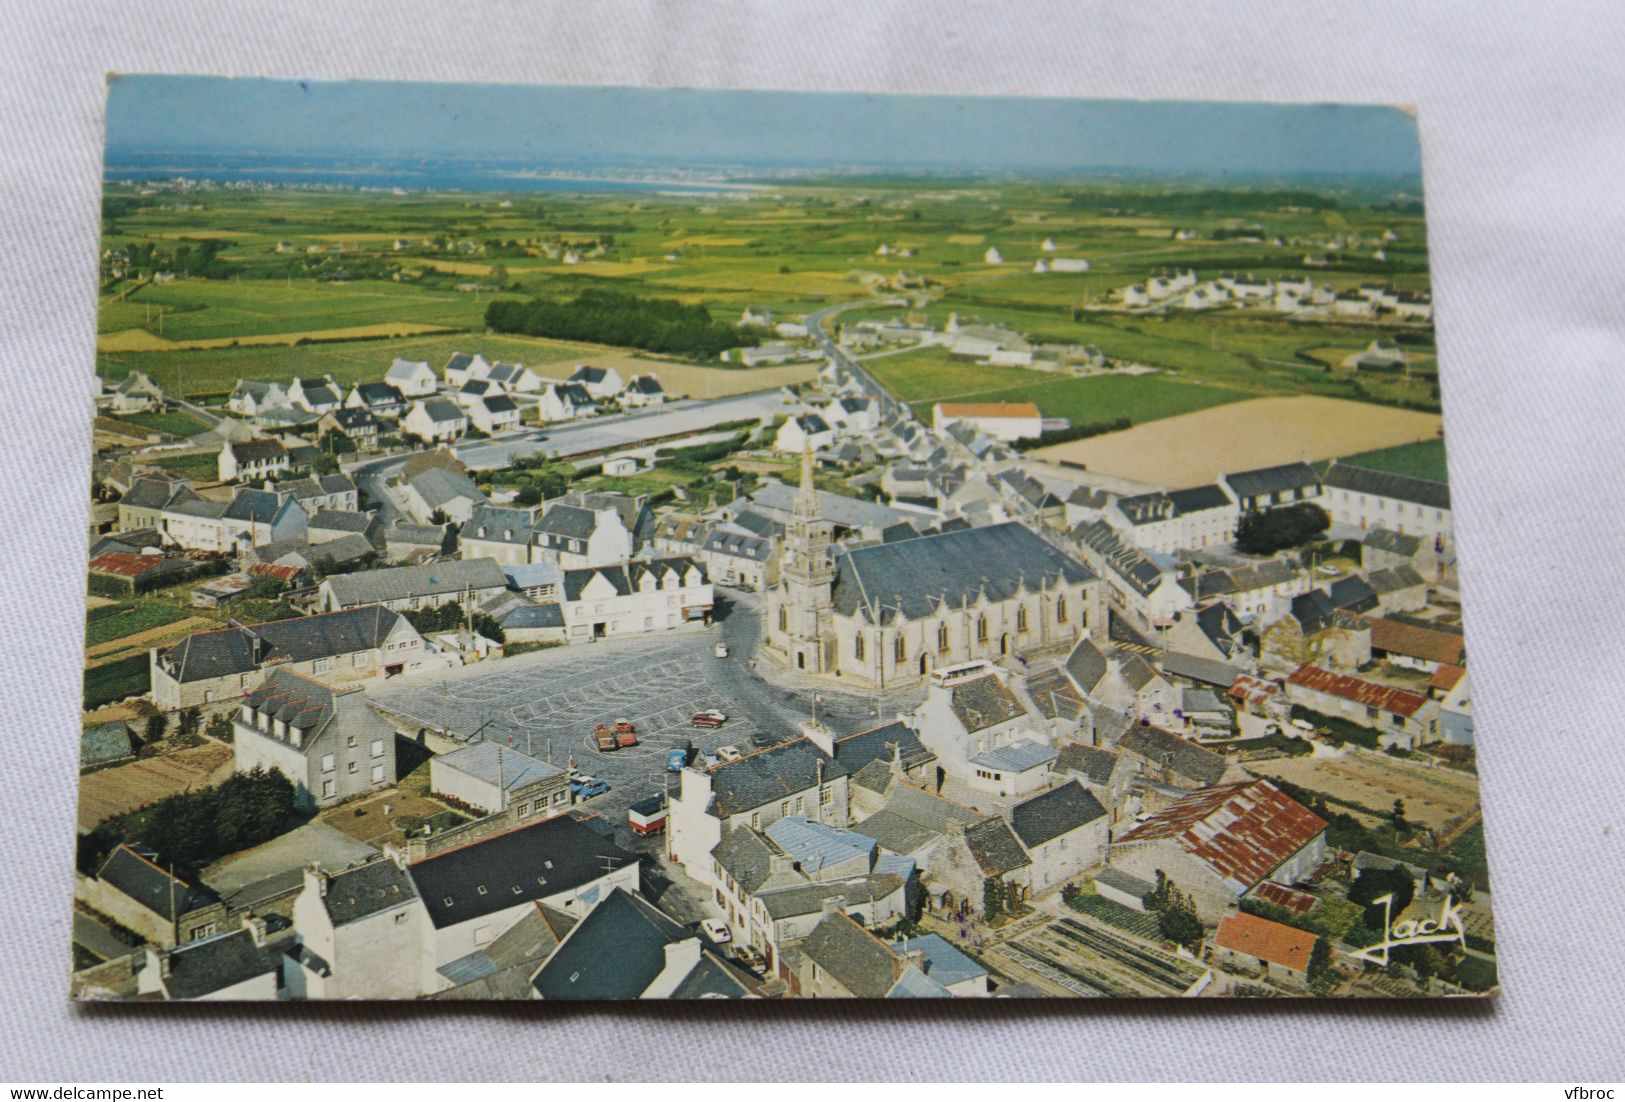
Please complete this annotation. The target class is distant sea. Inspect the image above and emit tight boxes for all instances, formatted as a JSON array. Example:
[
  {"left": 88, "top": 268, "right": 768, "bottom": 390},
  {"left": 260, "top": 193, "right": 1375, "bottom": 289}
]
[{"left": 101, "top": 151, "right": 760, "bottom": 194}]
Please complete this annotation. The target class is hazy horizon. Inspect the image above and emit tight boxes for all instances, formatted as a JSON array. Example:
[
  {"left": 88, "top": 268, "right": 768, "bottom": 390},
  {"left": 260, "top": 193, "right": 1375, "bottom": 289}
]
[{"left": 105, "top": 76, "right": 1423, "bottom": 185}]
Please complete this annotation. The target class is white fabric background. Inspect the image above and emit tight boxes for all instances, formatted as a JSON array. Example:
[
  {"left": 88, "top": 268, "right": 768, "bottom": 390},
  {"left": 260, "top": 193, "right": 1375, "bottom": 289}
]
[{"left": 1, "top": 0, "right": 1621, "bottom": 1083}]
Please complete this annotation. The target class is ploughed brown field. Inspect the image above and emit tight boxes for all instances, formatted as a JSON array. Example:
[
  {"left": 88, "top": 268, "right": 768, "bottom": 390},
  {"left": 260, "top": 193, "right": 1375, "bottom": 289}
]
[{"left": 1029, "top": 395, "right": 1442, "bottom": 489}]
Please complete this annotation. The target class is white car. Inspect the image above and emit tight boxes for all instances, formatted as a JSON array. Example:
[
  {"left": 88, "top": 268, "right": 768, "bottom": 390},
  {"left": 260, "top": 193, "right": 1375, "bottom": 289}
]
[
  {"left": 715, "top": 745, "right": 743, "bottom": 763},
  {"left": 699, "top": 919, "right": 732, "bottom": 944}
]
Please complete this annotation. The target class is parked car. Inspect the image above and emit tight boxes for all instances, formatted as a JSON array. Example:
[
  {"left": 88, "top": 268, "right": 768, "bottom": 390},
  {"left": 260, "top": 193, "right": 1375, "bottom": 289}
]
[
  {"left": 572, "top": 775, "right": 610, "bottom": 799},
  {"left": 748, "top": 733, "right": 775, "bottom": 750},
  {"left": 593, "top": 724, "right": 619, "bottom": 752},
  {"left": 614, "top": 719, "right": 639, "bottom": 748},
  {"left": 667, "top": 747, "right": 691, "bottom": 773},
  {"left": 691, "top": 709, "right": 727, "bottom": 729},
  {"left": 714, "top": 642, "right": 729, "bottom": 658},
  {"left": 699, "top": 918, "right": 731, "bottom": 944},
  {"left": 715, "top": 745, "right": 743, "bottom": 763}
]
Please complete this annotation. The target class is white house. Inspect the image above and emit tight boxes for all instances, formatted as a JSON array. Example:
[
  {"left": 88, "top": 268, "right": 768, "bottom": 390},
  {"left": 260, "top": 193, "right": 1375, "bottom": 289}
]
[
  {"left": 931, "top": 401, "right": 1043, "bottom": 442},
  {"left": 537, "top": 382, "right": 598, "bottom": 422},
  {"left": 559, "top": 556, "right": 713, "bottom": 641},
  {"left": 774, "top": 413, "right": 836, "bottom": 454},
  {"left": 286, "top": 860, "right": 430, "bottom": 1000},
  {"left": 621, "top": 374, "right": 667, "bottom": 407},
  {"left": 442, "top": 352, "right": 491, "bottom": 388},
  {"left": 227, "top": 380, "right": 292, "bottom": 418},
  {"left": 1106, "top": 484, "right": 1240, "bottom": 556},
  {"left": 468, "top": 394, "right": 523, "bottom": 435},
  {"left": 385, "top": 358, "right": 437, "bottom": 397},
  {"left": 532, "top": 502, "right": 632, "bottom": 567},
  {"left": 1320, "top": 462, "right": 1451, "bottom": 549},
  {"left": 824, "top": 396, "right": 880, "bottom": 434},
  {"left": 231, "top": 668, "right": 397, "bottom": 810},
  {"left": 484, "top": 361, "right": 545, "bottom": 393},
  {"left": 402, "top": 399, "right": 468, "bottom": 444},
  {"left": 400, "top": 466, "right": 486, "bottom": 525},
  {"left": 568, "top": 365, "right": 623, "bottom": 400},
  {"left": 288, "top": 376, "right": 342, "bottom": 414},
  {"left": 218, "top": 437, "right": 292, "bottom": 483}
]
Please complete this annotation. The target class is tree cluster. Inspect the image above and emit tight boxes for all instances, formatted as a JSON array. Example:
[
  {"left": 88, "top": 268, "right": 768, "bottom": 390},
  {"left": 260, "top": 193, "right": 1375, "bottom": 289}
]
[
  {"left": 77, "top": 766, "right": 296, "bottom": 877},
  {"left": 1234, "top": 502, "right": 1330, "bottom": 554},
  {"left": 1143, "top": 870, "right": 1205, "bottom": 948},
  {"left": 485, "top": 288, "right": 748, "bottom": 359}
]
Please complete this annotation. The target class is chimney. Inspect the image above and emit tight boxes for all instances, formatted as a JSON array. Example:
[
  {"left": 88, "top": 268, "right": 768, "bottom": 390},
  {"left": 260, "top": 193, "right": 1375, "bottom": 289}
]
[
  {"left": 800, "top": 719, "right": 835, "bottom": 757},
  {"left": 242, "top": 911, "right": 268, "bottom": 947},
  {"left": 641, "top": 936, "right": 706, "bottom": 999},
  {"left": 305, "top": 864, "right": 329, "bottom": 898}
]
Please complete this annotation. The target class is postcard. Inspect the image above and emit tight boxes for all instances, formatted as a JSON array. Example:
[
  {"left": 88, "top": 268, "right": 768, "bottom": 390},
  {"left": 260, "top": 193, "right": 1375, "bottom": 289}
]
[{"left": 75, "top": 76, "right": 1493, "bottom": 1000}]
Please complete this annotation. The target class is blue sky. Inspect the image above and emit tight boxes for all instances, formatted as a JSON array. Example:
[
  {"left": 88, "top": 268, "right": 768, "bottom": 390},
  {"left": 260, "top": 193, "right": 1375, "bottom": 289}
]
[{"left": 105, "top": 75, "right": 1421, "bottom": 178}]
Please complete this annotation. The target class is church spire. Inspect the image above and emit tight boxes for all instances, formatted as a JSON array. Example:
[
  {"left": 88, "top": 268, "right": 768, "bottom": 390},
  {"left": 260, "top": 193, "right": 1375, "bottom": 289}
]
[{"left": 795, "top": 439, "right": 818, "bottom": 519}]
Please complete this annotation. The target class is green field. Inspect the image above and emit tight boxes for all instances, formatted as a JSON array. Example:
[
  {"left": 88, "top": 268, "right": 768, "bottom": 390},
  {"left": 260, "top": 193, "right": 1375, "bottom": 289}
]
[
  {"left": 84, "top": 654, "right": 152, "bottom": 710},
  {"left": 863, "top": 347, "right": 1249, "bottom": 427},
  {"left": 85, "top": 602, "right": 192, "bottom": 647},
  {"left": 97, "top": 181, "right": 1435, "bottom": 427},
  {"left": 1335, "top": 438, "right": 1449, "bottom": 482},
  {"left": 102, "top": 409, "right": 211, "bottom": 437}
]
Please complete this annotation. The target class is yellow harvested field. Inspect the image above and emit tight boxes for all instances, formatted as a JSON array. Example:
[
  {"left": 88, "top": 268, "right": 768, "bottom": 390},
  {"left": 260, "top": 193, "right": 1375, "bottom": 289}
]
[
  {"left": 511, "top": 344, "right": 817, "bottom": 398},
  {"left": 407, "top": 258, "right": 494, "bottom": 277},
  {"left": 945, "top": 233, "right": 986, "bottom": 245},
  {"left": 549, "top": 260, "right": 675, "bottom": 277},
  {"left": 662, "top": 235, "right": 756, "bottom": 248},
  {"left": 77, "top": 743, "right": 234, "bottom": 830},
  {"left": 96, "top": 322, "right": 455, "bottom": 353},
  {"left": 146, "top": 230, "right": 256, "bottom": 240},
  {"left": 1031, "top": 395, "right": 1442, "bottom": 487},
  {"left": 652, "top": 269, "right": 859, "bottom": 297},
  {"left": 311, "top": 233, "right": 408, "bottom": 242},
  {"left": 1248, "top": 749, "right": 1480, "bottom": 835}
]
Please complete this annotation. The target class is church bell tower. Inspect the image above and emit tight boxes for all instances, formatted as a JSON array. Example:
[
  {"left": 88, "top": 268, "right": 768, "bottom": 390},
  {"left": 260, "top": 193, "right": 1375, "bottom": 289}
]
[{"left": 777, "top": 443, "right": 835, "bottom": 672}]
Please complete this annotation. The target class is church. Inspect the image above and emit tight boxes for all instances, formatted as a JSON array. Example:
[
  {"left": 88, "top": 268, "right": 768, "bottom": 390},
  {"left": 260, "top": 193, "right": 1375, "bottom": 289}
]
[{"left": 759, "top": 449, "right": 1103, "bottom": 689}]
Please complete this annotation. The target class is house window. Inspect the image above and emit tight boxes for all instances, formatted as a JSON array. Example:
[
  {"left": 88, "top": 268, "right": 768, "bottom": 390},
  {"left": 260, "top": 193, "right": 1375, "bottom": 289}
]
[
  {"left": 820, "top": 787, "right": 832, "bottom": 807},
  {"left": 348, "top": 761, "right": 359, "bottom": 775},
  {"left": 778, "top": 606, "right": 788, "bottom": 632},
  {"left": 1366, "top": 706, "right": 1380, "bottom": 720},
  {"left": 780, "top": 801, "right": 789, "bottom": 816},
  {"left": 314, "top": 658, "right": 332, "bottom": 674},
  {"left": 322, "top": 779, "right": 335, "bottom": 798},
  {"left": 320, "top": 754, "right": 335, "bottom": 773},
  {"left": 750, "top": 812, "right": 761, "bottom": 829},
  {"left": 189, "top": 923, "right": 215, "bottom": 941},
  {"left": 346, "top": 735, "right": 357, "bottom": 748},
  {"left": 371, "top": 763, "right": 385, "bottom": 783},
  {"left": 371, "top": 738, "right": 385, "bottom": 757},
  {"left": 795, "top": 796, "right": 804, "bottom": 814}
]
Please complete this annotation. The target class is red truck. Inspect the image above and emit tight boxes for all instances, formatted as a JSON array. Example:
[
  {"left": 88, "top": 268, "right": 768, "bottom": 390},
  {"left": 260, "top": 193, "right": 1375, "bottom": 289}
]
[
  {"left": 592, "top": 724, "right": 618, "bottom": 752},
  {"left": 613, "top": 719, "right": 639, "bottom": 748}
]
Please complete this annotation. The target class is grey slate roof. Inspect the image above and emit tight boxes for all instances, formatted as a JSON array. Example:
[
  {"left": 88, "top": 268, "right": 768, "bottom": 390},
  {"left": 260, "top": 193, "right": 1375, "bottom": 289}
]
[
  {"left": 309, "top": 509, "right": 372, "bottom": 533},
  {"left": 97, "top": 845, "right": 220, "bottom": 920},
  {"left": 1364, "top": 527, "right": 1423, "bottom": 556},
  {"left": 856, "top": 785, "right": 980, "bottom": 855},
  {"left": 460, "top": 504, "right": 535, "bottom": 546},
  {"left": 964, "top": 817, "right": 1032, "bottom": 876},
  {"left": 706, "top": 738, "right": 845, "bottom": 818},
  {"left": 833, "top": 521, "right": 1093, "bottom": 624},
  {"left": 799, "top": 912, "right": 901, "bottom": 998},
  {"left": 1077, "top": 520, "right": 1166, "bottom": 597},
  {"left": 1117, "top": 726, "right": 1228, "bottom": 787},
  {"left": 1224, "top": 461, "right": 1322, "bottom": 500},
  {"left": 561, "top": 557, "right": 704, "bottom": 602},
  {"left": 420, "top": 398, "right": 466, "bottom": 424},
  {"left": 1368, "top": 564, "right": 1427, "bottom": 594},
  {"left": 353, "top": 381, "right": 405, "bottom": 406},
  {"left": 1328, "top": 574, "right": 1379, "bottom": 613},
  {"left": 158, "top": 605, "right": 406, "bottom": 684},
  {"left": 832, "top": 721, "right": 935, "bottom": 774},
  {"left": 324, "top": 558, "right": 506, "bottom": 607},
  {"left": 534, "top": 503, "right": 598, "bottom": 541},
  {"left": 1324, "top": 463, "right": 1450, "bottom": 511},
  {"left": 949, "top": 674, "right": 1028, "bottom": 732},
  {"left": 758, "top": 874, "right": 904, "bottom": 920},
  {"left": 407, "top": 467, "right": 483, "bottom": 510},
  {"left": 531, "top": 887, "right": 689, "bottom": 1000},
  {"left": 711, "top": 828, "right": 788, "bottom": 896},
  {"left": 408, "top": 815, "right": 637, "bottom": 931},
  {"left": 1056, "top": 743, "right": 1121, "bottom": 787},
  {"left": 435, "top": 743, "right": 564, "bottom": 793},
  {"left": 1010, "top": 780, "right": 1107, "bottom": 848},
  {"left": 318, "top": 859, "right": 419, "bottom": 927},
  {"left": 163, "top": 929, "right": 281, "bottom": 999},
  {"left": 1159, "top": 650, "right": 1242, "bottom": 688},
  {"left": 1095, "top": 865, "right": 1155, "bottom": 900}
]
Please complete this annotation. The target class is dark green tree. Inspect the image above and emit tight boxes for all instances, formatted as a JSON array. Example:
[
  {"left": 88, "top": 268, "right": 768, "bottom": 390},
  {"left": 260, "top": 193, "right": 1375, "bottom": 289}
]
[
  {"left": 143, "top": 712, "right": 168, "bottom": 745},
  {"left": 982, "top": 876, "right": 1005, "bottom": 921},
  {"left": 1347, "top": 866, "right": 1415, "bottom": 930}
]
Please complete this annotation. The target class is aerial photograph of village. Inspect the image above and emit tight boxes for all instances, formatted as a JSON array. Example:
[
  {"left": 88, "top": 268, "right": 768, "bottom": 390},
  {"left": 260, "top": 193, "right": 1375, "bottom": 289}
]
[{"left": 73, "top": 77, "right": 1495, "bottom": 1001}]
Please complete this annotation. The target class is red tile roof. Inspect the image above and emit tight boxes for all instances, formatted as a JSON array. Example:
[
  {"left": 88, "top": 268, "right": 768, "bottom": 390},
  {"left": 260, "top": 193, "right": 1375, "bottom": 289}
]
[
  {"left": 249, "top": 563, "right": 304, "bottom": 584},
  {"left": 1116, "top": 779, "right": 1326, "bottom": 893},
  {"left": 87, "top": 552, "right": 167, "bottom": 578},
  {"left": 1430, "top": 664, "right": 1466, "bottom": 692},
  {"left": 1228, "top": 673, "right": 1281, "bottom": 707},
  {"left": 1287, "top": 664, "right": 1429, "bottom": 717},
  {"left": 1214, "top": 910, "right": 1316, "bottom": 972},
  {"left": 1252, "top": 880, "right": 1317, "bottom": 916},
  {"left": 1368, "top": 618, "right": 1466, "bottom": 667}
]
